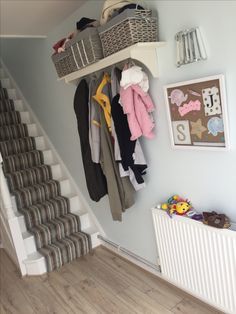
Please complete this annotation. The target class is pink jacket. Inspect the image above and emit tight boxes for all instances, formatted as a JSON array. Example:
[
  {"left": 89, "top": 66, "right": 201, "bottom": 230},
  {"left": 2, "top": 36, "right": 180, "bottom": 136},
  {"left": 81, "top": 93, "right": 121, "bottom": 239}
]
[{"left": 120, "top": 84, "right": 155, "bottom": 140}]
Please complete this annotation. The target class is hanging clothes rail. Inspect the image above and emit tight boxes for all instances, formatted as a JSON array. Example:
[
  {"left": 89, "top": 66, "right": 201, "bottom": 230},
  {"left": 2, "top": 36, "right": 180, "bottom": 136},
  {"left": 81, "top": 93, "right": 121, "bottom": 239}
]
[{"left": 58, "top": 42, "right": 166, "bottom": 84}]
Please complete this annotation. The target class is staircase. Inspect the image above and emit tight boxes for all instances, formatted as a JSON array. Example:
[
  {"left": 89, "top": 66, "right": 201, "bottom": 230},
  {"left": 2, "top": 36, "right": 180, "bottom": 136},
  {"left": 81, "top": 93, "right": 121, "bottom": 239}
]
[{"left": 0, "top": 64, "right": 101, "bottom": 276}]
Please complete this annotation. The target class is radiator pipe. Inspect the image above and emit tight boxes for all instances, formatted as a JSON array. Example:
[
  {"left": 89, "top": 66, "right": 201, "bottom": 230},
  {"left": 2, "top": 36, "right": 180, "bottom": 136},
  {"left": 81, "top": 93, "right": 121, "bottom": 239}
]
[{"left": 98, "top": 235, "right": 161, "bottom": 272}]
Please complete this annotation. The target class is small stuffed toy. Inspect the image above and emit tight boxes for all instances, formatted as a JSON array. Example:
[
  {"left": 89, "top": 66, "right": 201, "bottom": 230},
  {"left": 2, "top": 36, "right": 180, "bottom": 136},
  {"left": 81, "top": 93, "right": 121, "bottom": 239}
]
[
  {"left": 203, "top": 211, "right": 231, "bottom": 229},
  {"left": 170, "top": 201, "right": 191, "bottom": 215},
  {"left": 161, "top": 195, "right": 192, "bottom": 217}
]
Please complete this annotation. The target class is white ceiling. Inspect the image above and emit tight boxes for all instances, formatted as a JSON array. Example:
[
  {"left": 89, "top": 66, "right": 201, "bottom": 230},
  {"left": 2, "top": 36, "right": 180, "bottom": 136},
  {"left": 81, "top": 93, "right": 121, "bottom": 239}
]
[{"left": 0, "top": 0, "right": 86, "bottom": 37}]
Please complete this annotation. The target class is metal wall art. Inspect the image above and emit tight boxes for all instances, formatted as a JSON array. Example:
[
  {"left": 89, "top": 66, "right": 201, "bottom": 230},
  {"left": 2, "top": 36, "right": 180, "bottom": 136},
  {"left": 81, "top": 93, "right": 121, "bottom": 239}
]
[{"left": 175, "top": 27, "right": 207, "bottom": 67}]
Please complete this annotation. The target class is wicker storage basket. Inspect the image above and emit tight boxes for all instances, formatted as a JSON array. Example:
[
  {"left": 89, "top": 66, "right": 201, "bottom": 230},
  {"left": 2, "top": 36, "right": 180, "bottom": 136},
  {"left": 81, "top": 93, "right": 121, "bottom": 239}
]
[
  {"left": 51, "top": 49, "right": 77, "bottom": 78},
  {"left": 98, "top": 9, "right": 158, "bottom": 57},
  {"left": 66, "top": 27, "right": 103, "bottom": 70},
  {"left": 52, "top": 28, "right": 103, "bottom": 78}
]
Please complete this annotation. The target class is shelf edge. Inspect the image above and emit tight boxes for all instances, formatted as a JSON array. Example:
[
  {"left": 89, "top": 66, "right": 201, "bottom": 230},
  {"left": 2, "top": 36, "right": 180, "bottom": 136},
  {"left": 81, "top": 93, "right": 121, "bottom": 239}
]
[{"left": 58, "top": 42, "right": 166, "bottom": 83}]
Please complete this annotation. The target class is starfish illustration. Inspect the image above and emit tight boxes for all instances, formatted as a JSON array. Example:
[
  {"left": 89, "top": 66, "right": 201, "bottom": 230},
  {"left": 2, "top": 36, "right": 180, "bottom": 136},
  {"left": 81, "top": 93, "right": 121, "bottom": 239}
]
[{"left": 190, "top": 119, "right": 207, "bottom": 139}]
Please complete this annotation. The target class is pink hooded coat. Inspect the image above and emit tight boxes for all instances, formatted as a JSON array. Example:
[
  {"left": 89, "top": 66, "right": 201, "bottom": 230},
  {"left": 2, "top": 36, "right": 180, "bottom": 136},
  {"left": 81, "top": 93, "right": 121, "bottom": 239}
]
[{"left": 120, "top": 84, "right": 155, "bottom": 140}]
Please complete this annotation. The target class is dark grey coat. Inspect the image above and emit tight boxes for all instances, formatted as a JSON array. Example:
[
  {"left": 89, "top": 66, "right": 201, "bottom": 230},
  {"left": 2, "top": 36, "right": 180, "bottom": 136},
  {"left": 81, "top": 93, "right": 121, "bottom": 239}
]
[{"left": 74, "top": 79, "right": 107, "bottom": 202}]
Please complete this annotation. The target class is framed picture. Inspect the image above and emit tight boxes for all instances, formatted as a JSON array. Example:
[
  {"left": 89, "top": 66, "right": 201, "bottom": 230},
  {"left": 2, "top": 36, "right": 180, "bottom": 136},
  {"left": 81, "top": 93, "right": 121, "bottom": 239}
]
[{"left": 164, "top": 75, "right": 229, "bottom": 150}]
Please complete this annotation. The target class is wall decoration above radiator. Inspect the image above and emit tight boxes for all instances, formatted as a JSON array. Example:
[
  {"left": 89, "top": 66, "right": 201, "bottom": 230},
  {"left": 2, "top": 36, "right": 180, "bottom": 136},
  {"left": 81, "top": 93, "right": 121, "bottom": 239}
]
[
  {"left": 164, "top": 75, "right": 230, "bottom": 150},
  {"left": 152, "top": 208, "right": 236, "bottom": 314},
  {"left": 175, "top": 27, "right": 207, "bottom": 67}
]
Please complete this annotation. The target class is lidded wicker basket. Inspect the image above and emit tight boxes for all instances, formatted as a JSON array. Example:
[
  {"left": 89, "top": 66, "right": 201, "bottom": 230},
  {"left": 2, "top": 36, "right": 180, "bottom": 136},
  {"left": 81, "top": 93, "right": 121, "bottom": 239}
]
[{"left": 98, "top": 8, "right": 158, "bottom": 57}]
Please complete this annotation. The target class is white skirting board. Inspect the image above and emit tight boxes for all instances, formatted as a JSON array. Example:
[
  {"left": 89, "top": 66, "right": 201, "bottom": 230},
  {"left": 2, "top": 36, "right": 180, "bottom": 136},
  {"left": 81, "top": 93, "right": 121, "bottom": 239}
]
[{"left": 98, "top": 235, "right": 161, "bottom": 277}]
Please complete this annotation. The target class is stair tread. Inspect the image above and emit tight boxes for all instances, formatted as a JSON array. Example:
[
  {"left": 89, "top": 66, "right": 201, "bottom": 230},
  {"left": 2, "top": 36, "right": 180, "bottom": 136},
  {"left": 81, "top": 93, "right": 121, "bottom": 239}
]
[
  {"left": 4, "top": 149, "right": 41, "bottom": 158},
  {"left": 22, "top": 222, "right": 98, "bottom": 239},
  {"left": 22, "top": 231, "right": 33, "bottom": 239},
  {"left": 19, "top": 208, "right": 87, "bottom": 226},
  {"left": 1, "top": 135, "right": 35, "bottom": 142},
  {"left": 24, "top": 251, "right": 44, "bottom": 263},
  {"left": 83, "top": 226, "right": 99, "bottom": 235}
]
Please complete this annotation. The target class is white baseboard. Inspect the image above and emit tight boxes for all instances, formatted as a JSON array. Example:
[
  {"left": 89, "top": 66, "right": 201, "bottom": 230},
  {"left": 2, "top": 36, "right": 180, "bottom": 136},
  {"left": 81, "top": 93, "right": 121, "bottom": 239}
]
[{"left": 99, "top": 236, "right": 161, "bottom": 278}]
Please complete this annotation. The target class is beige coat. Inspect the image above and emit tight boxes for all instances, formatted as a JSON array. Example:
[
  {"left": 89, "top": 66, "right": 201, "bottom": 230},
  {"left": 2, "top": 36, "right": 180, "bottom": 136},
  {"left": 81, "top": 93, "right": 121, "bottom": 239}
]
[{"left": 99, "top": 106, "right": 135, "bottom": 221}]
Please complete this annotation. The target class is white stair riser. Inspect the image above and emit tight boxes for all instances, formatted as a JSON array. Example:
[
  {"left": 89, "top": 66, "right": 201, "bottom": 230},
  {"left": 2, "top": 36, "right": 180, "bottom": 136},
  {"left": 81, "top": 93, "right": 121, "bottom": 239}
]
[
  {"left": 90, "top": 232, "right": 100, "bottom": 248},
  {"left": 19, "top": 112, "right": 31, "bottom": 124},
  {"left": 24, "top": 235, "right": 36, "bottom": 255},
  {"left": 18, "top": 215, "right": 27, "bottom": 233},
  {"left": 43, "top": 150, "right": 55, "bottom": 165},
  {"left": 34, "top": 136, "right": 47, "bottom": 151},
  {"left": 50, "top": 164, "right": 62, "bottom": 180},
  {"left": 25, "top": 257, "right": 47, "bottom": 276},
  {"left": 60, "top": 179, "right": 71, "bottom": 195},
  {"left": 0, "top": 68, "right": 5, "bottom": 79},
  {"left": 11, "top": 196, "right": 17, "bottom": 213},
  {"left": 69, "top": 195, "right": 83, "bottom": 213},
  {"left": 7, "top": 88, "right": 17, "bottom": 100},
  {"left": 1, "top": 78, "right": 11, "bottom": 88},
  {"left": 13, "top": 100, "right": 24, "bottom": 112},
  {"left": 27, "top": 124, "right": 38, "bottom": 137},
  {"left": 80, "top": 213, "right": 90, "bottom": 231}
]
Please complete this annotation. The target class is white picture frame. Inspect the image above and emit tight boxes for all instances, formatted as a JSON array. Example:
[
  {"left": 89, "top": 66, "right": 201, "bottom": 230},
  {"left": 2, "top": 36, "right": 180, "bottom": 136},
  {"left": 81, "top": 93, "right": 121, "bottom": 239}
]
[{"left": 164, "top": 74, "right": 230, "bottom": 150}]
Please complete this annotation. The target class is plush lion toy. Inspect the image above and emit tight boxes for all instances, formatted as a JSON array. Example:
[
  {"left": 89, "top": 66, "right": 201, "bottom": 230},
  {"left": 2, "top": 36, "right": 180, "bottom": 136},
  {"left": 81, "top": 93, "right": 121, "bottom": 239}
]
[{"left": 161, "top": 195, "right": 192, "bottom": 217}]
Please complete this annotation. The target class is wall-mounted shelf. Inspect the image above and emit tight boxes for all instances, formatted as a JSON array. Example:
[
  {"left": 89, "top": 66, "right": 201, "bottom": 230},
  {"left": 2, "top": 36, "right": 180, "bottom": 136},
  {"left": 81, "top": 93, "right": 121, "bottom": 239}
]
[{"left": 59, "top": 42, "right": 166, "bottom": 84}]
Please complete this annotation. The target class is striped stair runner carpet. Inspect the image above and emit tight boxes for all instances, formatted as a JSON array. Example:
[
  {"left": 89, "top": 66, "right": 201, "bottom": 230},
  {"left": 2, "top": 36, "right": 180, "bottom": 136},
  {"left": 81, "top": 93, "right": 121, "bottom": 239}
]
[{"left": 0, "top": 83, "right": 91, "bottom": 272}]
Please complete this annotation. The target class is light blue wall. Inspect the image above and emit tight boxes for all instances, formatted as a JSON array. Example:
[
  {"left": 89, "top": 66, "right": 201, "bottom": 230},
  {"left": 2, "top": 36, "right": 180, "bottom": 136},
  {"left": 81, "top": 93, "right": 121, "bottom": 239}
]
[{"left": 1, "top": 1, "right": 236, "bottom": 264}]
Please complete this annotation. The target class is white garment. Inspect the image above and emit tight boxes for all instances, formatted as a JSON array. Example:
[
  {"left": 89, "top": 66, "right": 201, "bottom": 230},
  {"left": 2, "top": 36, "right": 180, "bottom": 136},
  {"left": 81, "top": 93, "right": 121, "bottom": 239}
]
[
  {"left": 119, "top": 164, "right": 146, "bottom": 191},
  {"left": 111, "top": 118, "right": 121, "bottom": 161},
  {"left": 120, "top": 65, "right": 149, "bottom": 92},
  {"left": 116, "top": 139, "right": 147, "bottom": 192}
]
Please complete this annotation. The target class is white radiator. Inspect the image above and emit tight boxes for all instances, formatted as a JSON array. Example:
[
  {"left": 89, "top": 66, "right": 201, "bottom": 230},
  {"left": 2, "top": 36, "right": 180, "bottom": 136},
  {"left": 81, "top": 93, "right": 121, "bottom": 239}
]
[{"left": 152, "top": 208, "right": 236, "bottom": 314}]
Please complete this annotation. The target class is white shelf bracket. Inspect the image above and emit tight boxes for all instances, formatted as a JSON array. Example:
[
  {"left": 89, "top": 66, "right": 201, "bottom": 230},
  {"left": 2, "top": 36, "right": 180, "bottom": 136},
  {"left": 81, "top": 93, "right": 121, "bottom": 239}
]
[{"left": 130, "top": 45, "right": 159, "bottom": 78}]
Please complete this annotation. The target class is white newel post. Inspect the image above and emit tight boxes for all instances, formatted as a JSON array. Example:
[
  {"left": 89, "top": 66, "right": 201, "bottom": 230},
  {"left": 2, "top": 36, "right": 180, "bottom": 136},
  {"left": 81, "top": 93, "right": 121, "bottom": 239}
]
[
  {"left": 0, "top": 152, "right": 27, "bottom": 276},
  {"left": 0, "top": 153, "right": 14, "bottom": 219}
]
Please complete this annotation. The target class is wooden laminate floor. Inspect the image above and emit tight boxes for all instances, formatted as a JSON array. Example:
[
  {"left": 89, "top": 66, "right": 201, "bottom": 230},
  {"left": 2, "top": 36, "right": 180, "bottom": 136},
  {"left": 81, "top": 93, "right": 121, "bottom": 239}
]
[{"left": 0, "top": 246, "right": 221, "bottom": 314}]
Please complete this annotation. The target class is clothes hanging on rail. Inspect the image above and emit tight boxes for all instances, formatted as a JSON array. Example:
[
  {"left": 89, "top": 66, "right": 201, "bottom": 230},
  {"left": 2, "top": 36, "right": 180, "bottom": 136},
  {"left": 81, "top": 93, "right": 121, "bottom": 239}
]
[
  {"left": 93, "top": 73, "right": 112, "bottom": 132},
  {"left": 120, "top": 65, "right": 149, "bottom": 92},
  {"left": 73, "top": 64, "right": 155, "bottom": 220},
  {"left": 110, "top": 67, "right": 147, "bottom": 191},
  {"left": 111, "top": 94, "right": 147, "bottom": 185},
  {"left": 74, "top": 79, "right": 107, "bottom": 202},
  {"left": 120, "top": 84, "right": 155, "bottom": 140},
  {"left": 89, "top": 72, "right": 135, "bottom": 220},
  {"left": 119, "top": 64, "right": 155, "bottom": 140},
  {"left": 76, "top": 17, "right": 99, "bottom": 32},
  {"left": 99, "top": 103, "right": 135, "bottom": 221},
  {"left": 89, "top": 75, "right": 102, "bottom": 164}
]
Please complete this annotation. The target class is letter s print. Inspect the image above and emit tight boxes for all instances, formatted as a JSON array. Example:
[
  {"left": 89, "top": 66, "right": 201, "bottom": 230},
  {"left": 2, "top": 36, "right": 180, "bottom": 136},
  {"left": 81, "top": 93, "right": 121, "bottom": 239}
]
[{"left": 177, "top": 123, "right": 186, "bottom": 141}]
